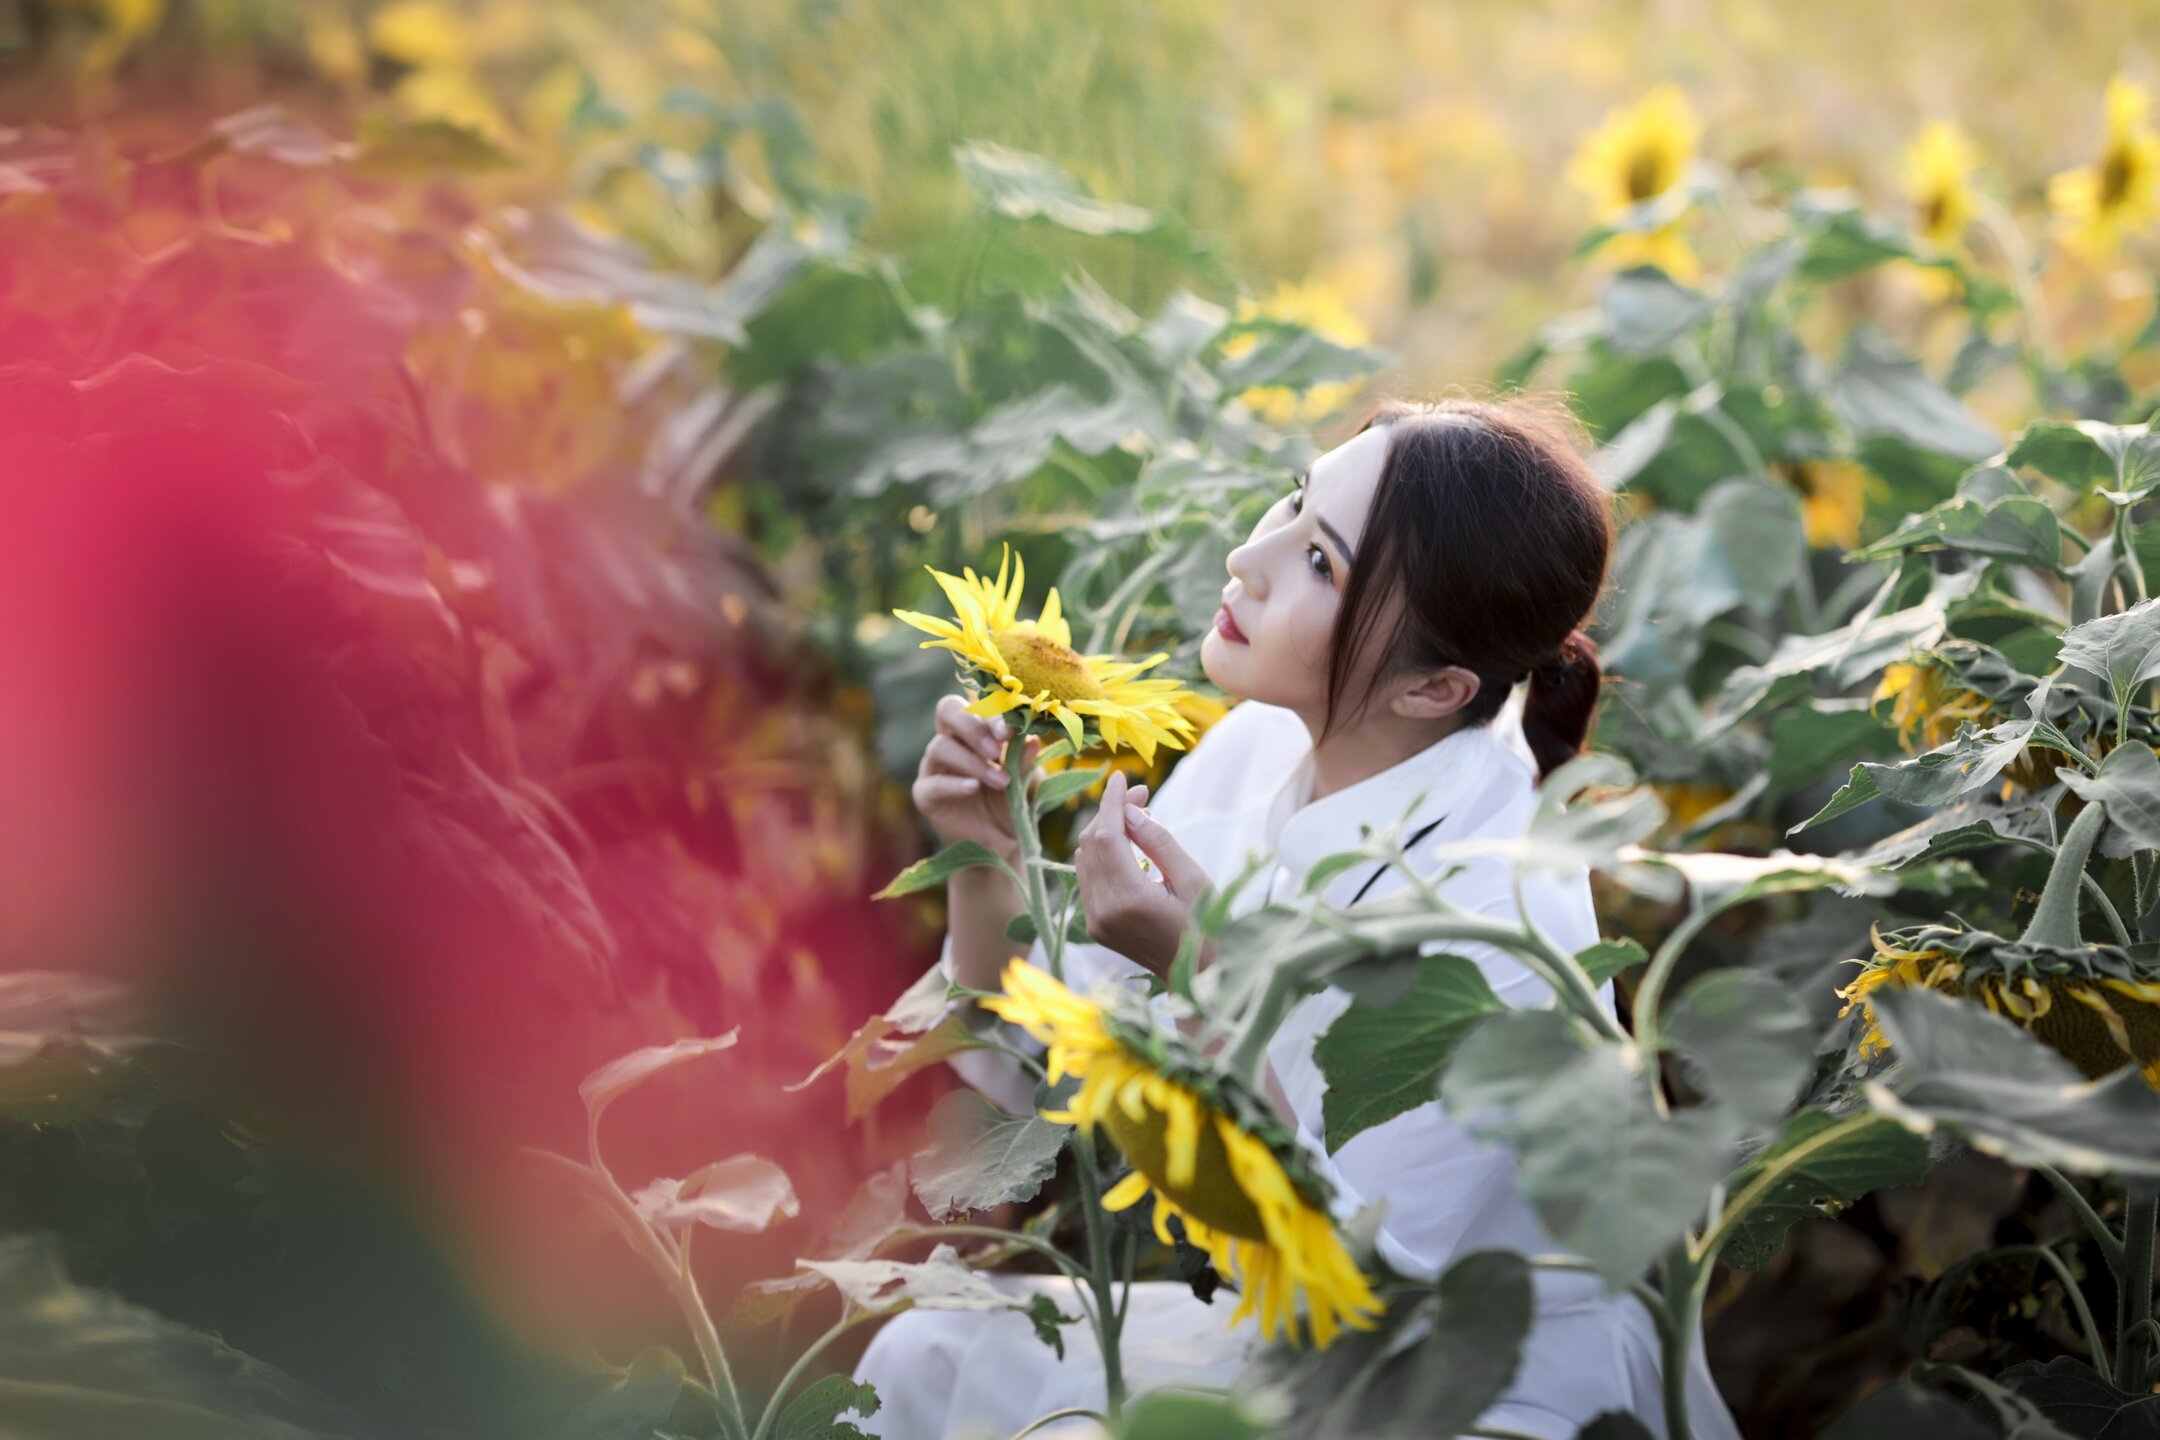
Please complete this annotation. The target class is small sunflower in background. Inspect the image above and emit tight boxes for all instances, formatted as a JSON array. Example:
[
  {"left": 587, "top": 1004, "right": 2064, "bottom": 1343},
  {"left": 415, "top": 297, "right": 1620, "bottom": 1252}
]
[
  {"left": 1871, "top": 651, "right": 2057, "bottom": 797},
  {"left": 1779, "top": 456, "right": 1887, "bottom": 552},
  {"left": 1836, "top": 919, "right": 2160, "bottom": 1088},
  {"left": 892, "top": 544, "right": 1199, "bottom": 761},
  {"left": 2048, "top": 74, "right": 2160, "bottom": 264},
  {"left": 1901, "top": 121, "right": 1982, "bottom": 301},
  {"left": 982, "top": 961, "right": 1385, "bottom": 1349},
  {"left": 1220, "top": 278, "right": 1372, "bottom": 427},
  {"left": 1565, "top": 83, "right": 1703, "bottom": 283}
]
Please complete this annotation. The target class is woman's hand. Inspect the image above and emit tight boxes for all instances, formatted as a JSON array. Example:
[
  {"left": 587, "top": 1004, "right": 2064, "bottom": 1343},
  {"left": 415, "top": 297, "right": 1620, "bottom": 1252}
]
[
  {"left": 1074, "top": 769, "right": 1216, "bottom": 978},
  {"left": 912, "top": 694, "right": 1048, "bottom": 866}
]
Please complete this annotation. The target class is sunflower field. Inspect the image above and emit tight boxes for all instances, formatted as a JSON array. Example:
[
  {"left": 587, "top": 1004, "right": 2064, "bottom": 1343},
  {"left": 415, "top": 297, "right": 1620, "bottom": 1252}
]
[{"left": 5, "top": 3, "right": 2160, "bottom": 1438}]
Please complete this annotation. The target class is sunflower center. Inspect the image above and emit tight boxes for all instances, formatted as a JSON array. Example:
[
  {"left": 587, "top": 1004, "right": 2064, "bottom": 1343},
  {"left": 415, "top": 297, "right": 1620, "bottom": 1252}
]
[
  {"left": 990, "top": 627, "right": 1105, "bottom": 704},
  {"left": 1099, "top": 1098, "right": 1270, "bottom": 1242},
  {"left": 1624, "top": 145, "right": 1672, "bottom": 203},
  {"left": 2027, "top": 975, "right": 2160, "bottom": 1084},
  {"left": 2100, "top": 143, "right": 2135, "bottom": 209}
]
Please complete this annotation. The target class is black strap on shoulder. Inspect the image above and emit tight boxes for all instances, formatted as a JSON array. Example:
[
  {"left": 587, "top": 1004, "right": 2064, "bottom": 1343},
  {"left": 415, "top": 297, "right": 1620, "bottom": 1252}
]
[{"left": 1347, "top": 814, "right": 1448, "bottom": 906}]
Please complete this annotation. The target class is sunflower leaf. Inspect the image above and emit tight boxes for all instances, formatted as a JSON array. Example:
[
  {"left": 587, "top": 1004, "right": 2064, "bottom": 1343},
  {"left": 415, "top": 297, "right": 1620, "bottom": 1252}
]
[
  {"left": 2058, "top": 597, "right": 2160, "bottom": 711},
  {"left": 771, "top": 1373, "right": 881, "bottom": 1440},
  {"left": 1313, "top": 956, "right": 1507, "bottom": 1149},
  {"left": 908, "top": 1090, "right": 1071, "bottom": 1222},
  {"left": 1032, "top": 767, "right": 1107, "bottom": 815},
  {"left": 1659, "top": 969, "right": 1815, "bottom": 1127},
  {"left": 873, "top": 841, "right": 1013, "bottom": 898},
  {"left": 1792, "top": 718, "right": 2040, "bottom": 832},
  {"left": 1712, "top": 1110, "right": 1932, "bottom": 1272},
  {"left": 2060, "top": 742, "right": 2160, "bottom": 859},
  {"left": 1865, "top": 987, "right": 2160, "bottom": 1176}
]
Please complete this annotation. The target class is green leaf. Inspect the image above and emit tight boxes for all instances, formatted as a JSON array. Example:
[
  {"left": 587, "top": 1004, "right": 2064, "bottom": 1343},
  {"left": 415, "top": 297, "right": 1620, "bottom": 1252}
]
[
  {"left": 1117, "top": 1390, "right": 1276, "bottom": 1440},
  {"left": 1241, "top": 1249, "right": 1533, "bottom": 1440},
  {"left": 632, "top": 1154, "right": 799, "bottom": 1234},
  {"left": 1847, "top": 493, "right": 2065, "bottom": 573},
  {"left": 772, "top": 1373, "right": 881, "bottom": 1440},
  {"left": 1796, "top": 208, "right": 1915, "bottom": 283},
  {"left": 1820, "top": 1380, "right": 1999, "bottom": 1440},
  {"left": 1021, "top": 1292, "right": 1081, "bottom": 1362},
  {"left": 1714, "top": 1111, "right": 1931, "bottom": 1271},
  {"left": 1868, "top": 987, "right": 2160, "bottom": 1176},
  {"left": 1602, "top": 268, "right": 1711, "bottom": 356},
  {"left": 579, "top": 1031, "right": 740, "bottom": 1121},
  {"left": 1659, "top": 970, "right": 1814, "bottom": 1126},
  {"left": 0, "top": 1233, "right": 369, "bottom": 1439},
  {"left": 908, "top": 1091, "right": 1072, "bottom": 1222},
  {"left": 788, "top": 964, "right": 988, "bottom": 1122},
  {"left": 1032, "top": 767, "right": 1107, "bottom": 815},
  {"left": 1213, "top": 319, "right": 1388, "bottom": 394},
  {"left": 798, "top": 1243, "right": 1034, "bottom": 1314},
  {"left": 873, "top": 841, "right": 1010, "bottom": 898},
  {"left": 2060, "top": 741, "right": 2160, "bottom": 859},
  {"left": 2058, "top": 597, "right": 2160, "bottom": 706},
  {"left": 1441, "top": 1012, "right": 1738, "bottom": 1285},
  {"left": 1313, "top": 957, "right": 1508, "bottom": 1149},
  {"left": 954, "top": 140, "right": 1155, "bottom": 235},
  {"left": 1827, "top": 327, "right": 2001, "bottom": 462},
  {"left": 2009, "top": 419, "right": 2160, "bottom": 497},
  {"left": 1004, "top": 912, "right": 1037, "bottom": 946},
  {"left": 1793, "top": 718, "right": 2040, "bottom": 832},
  {"left": 1578, "top": 938, "right": 1649, "bottom": 986}
]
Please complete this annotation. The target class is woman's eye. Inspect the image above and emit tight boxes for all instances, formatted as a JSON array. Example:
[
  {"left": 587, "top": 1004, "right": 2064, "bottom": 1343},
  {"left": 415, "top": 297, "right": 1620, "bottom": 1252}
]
[
  {"left": 1287, "top": 487, "right": 1303, "bottom": 515},
  {"left": 1306, "top": 544, "right": 1331, "bottom": 579}
]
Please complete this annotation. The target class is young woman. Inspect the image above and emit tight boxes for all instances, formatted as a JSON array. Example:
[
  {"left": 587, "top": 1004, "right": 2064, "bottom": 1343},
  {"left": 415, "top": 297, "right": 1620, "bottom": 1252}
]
[{"left": 855, "top": 396, "right": 1745, "bottom": 1440}]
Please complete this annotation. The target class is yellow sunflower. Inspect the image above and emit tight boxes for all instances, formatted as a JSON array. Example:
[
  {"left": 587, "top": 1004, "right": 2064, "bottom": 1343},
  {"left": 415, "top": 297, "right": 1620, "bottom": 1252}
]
[
  {"left": 2048, "top": 74, "right": 2160, "bottom": 263},
  {"left": 1782, "top": 457, "right": 1886, "bottom": 551},
  {"left": 1566, "top": 84, "right": 1703, "bottom": 283},
  {"left": 1038, "top": 691, "right": 1235, "bottom": 811},
  {"left": 1902, "top": 122, "right": 1981, "bottom": 303},
  {"left": 1835, "top": 920, "right": 2160, "bottom": 1088},
  {"left": 981, "top": 960, "right": 1384, "bottom": 1349},
  {"left": 891, "top": 544, "right": 1199, "bottom": 763},
  {"left": 1871, "top": 656, "right": 2055, "bottom": 797}
]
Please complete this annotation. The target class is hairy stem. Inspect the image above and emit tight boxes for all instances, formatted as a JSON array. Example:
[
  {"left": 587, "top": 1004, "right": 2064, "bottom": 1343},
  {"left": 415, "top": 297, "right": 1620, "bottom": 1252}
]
[{"left": 2018, "top": 798, "right": 2109, "bottom": 950}]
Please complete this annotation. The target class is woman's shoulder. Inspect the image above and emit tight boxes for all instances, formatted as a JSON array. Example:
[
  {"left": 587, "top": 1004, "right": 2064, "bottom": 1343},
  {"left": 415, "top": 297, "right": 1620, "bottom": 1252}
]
[{"left": 1161, "top": 697, "right": 1309, "bottom": 797}]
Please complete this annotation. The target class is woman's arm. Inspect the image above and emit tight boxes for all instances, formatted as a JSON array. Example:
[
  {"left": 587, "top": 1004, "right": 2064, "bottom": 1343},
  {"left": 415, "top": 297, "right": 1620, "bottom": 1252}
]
[{"left": 945, "top": 852, "right": 1029, "bottom": 994}]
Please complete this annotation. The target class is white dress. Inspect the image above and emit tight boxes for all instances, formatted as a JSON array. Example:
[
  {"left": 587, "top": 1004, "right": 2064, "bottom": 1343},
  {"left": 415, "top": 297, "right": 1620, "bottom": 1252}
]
[{"left": 854, "top": 690, "right": 1743, "bottom": 1440}]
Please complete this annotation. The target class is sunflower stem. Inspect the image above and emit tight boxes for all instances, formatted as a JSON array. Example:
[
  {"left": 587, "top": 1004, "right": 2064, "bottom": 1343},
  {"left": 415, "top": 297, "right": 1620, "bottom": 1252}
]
[
  {"left": 1005, "top": 725, "right": 1064, "bottom": 983},
  {"left": 1070, "top": 1131, "right": 1128, "bottom": 1421},
  {"left": 2117, "top": 1186, "right": 2158, "bottom": 1391},
  {"left": 2019, "top": 798, "right": 2110, "bottom": 951},
  {"left": 2036, "top": 1164, "right": 2129, "bottom": 1281}
]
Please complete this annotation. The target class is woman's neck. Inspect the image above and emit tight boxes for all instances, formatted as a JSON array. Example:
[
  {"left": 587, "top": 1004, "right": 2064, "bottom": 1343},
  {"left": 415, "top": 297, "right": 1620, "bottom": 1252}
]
[{"left": 1302, "top": 710, "right": 1469, "bottom": 804}]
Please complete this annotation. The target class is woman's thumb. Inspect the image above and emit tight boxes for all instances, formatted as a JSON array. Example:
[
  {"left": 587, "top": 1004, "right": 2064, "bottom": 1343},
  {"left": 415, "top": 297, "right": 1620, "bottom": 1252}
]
[{"left": 1123, "top": 805, "right": 1209, "bottom": 896}]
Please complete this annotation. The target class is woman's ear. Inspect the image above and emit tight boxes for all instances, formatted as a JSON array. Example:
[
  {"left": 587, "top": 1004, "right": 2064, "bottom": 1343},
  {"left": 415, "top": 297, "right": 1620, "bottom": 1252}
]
[{"left": 1389, "top": 664, "right": 1481, "bottom": 720}]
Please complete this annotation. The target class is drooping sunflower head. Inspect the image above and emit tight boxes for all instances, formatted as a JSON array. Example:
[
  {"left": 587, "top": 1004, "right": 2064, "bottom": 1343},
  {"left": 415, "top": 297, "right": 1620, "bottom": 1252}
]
[
  {"left": 891, "top": 544, "right": 1199, "bottom": 763},
  {"left": 1870, "top": 650, "right": 2055, "bottom": 796},
  {"left": 981, "top": 960, "right": 1385, "bottom": 1349},
  {"left": 2048, "top": 74, "right": 2160, "bottom": 263},
  {"left": 1835, "top": 920, "right": 2160, "bottom": 1088}
]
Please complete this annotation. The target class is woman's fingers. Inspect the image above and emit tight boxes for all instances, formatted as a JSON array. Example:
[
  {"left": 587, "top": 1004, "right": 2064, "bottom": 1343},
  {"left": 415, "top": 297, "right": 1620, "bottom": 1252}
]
[
  {"left": 934, "top": 694, "right": 1008, "bottom": 762},
  {"left": 926, "top": 733, "right": 1007, "bottom": 788}
]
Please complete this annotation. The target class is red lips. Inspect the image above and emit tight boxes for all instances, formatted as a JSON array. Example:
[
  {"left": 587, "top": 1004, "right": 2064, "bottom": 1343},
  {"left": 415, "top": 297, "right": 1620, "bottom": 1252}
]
[{"left": 1214, "top": 604, "right": 1248, "bottom": 644}]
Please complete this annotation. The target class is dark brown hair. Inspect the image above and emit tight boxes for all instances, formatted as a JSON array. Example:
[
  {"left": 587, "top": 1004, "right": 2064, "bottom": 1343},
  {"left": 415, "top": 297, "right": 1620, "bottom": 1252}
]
[{"left": 1316, "top": 392, "right": 1614, "bottom": 783}]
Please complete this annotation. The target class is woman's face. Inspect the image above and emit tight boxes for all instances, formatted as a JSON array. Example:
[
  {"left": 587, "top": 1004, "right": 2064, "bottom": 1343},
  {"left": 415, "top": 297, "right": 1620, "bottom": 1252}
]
[{"left": 1201, "top": 424, "right": 1397, "bottom": 722}]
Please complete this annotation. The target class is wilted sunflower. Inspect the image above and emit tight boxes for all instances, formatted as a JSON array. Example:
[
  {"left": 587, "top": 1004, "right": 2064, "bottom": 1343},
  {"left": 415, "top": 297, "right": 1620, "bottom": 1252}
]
[
  {"left": 1565, "top": 84, "right": 1703, "bottom": 283},
  {"left": 2048, "top": 74, "right": 2160, "bottom": 263},
  {"left": 1836, "top": 919, "right": 2160, "bottom": 1088},
  {"left": 892, "top": 544, "right": 1198, "bottom": 762},
  {"left": 981, "top": 960, "right": 1384, "bottom": 1349},
  {"left": 1871, "top": 653, "right": 2056, "bottom": 796}
]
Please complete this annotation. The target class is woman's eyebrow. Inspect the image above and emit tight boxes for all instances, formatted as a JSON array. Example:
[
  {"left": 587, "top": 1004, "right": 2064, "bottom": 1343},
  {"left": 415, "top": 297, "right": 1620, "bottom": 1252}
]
[{"left": 1301, "top": 467, "right": 1356, "bottom": 570}]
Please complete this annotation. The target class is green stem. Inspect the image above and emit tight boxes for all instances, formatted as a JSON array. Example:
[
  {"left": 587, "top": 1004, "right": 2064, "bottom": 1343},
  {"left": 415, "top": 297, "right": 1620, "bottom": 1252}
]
[
  {"left": 2019, "top": 798, "right": 2110, "bottom": 950},
  {"left": 1007, "top": 1409, "right": 1109, "bottom": 1439},
  {"left": 589, "top": 1112, "right": 747, "bottom": 1440},
  {"left": 885, "top": 1224, "right": 1095, "bottom": 1283},
  {"left": 2117, "top": 1188, "right": 2157, "bottom": 1390},
  {"left": 1005, "top": 727, "right": 1064, "bottom": 982},
  {"left": 1654, "top": 1249, "right": 1715, "bottom": 1440},
  {"left": 2035, "top": 1164, "right": 2129, "bottom": 1280},
  {"left": 1631, "top": 905, "right": 1719, "bottom": 1051},
  {"left": 1071, "top": 1133, "right": 1127, "bottom": 1420},
  {"left": 748, "top": 1305, "right": 874, "bottom": 1440}
]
